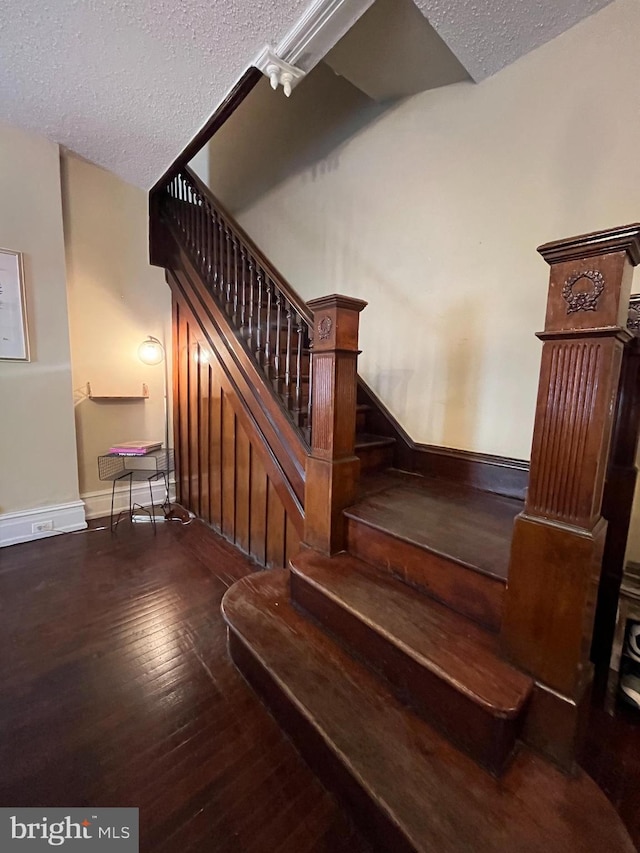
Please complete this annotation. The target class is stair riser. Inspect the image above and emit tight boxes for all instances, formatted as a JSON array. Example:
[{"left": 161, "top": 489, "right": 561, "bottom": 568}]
[
  {"left": 227, "top": 628, "right": 417, "bottom": 853},
  {"left": 291, "top": 571, "right": 519, "bottom": 775},
  {"left": 346, "top": 518, "right": 505, "bottom": 632},
  {"left": 356, "top": 444, "right": 395, "bottom": 474}
]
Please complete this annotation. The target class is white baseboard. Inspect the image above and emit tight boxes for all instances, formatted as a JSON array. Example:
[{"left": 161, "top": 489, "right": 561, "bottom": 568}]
[
  {"left": 82, "top": 479, "right": 176, "bottom": 521},
  {"left": 0, "top": 500, "right": 87, "bottom": 548}
]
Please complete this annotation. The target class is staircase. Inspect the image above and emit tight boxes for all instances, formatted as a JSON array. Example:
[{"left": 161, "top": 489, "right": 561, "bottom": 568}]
[
  {"left": 150, "top": 157, "right": 640, "bottom": 851},
  {"left": 221, "top": 425, "right": 633, "bottom": 852}
]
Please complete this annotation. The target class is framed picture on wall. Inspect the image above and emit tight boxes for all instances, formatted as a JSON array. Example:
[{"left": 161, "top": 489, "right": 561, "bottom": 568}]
[{"left": 0, "top": 248, "right": 30, "bottom": 361}]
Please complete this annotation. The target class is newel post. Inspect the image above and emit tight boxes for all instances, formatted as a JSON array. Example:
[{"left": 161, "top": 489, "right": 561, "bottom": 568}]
[
  {"left": 502, "top": 224, "right": 640, "bottom": 769},
  {"left": 304, "top": 294, "right": 368, "bottom": 555}
]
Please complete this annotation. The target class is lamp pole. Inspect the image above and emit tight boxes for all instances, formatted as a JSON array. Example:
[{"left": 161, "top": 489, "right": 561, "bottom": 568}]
[{"left": 138, "top": 335, "right": 171, "bottom": 512}]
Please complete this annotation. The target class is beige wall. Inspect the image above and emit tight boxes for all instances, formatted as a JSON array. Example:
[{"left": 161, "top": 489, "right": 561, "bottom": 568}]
[
  {"left": 0, "top": 123, "right": 80, "bottom": 514},
  {"left": 236, "top": 0, "right": 640, "bottom": 461},
  {"left": 61, "top": 154, "right": 171, "bottom": 498}
]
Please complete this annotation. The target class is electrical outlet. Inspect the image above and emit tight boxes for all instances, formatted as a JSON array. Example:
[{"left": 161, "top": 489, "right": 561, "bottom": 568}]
[{"left": 32, "top": 520, "right": 54, "bottom": 533}]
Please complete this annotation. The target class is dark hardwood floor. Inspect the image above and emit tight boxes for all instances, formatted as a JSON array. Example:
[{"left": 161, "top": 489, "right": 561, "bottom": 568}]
[
  {"left": 581, "top": 673, "right": 640, "bottom": 849},
  {"left": 0, "top": 519, "right": 369, "bottom": 853}
]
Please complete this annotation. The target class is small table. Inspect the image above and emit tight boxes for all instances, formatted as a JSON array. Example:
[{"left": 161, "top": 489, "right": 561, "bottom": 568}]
[{"left": 98, "top": 449, "right": 175, "bottom": 532}]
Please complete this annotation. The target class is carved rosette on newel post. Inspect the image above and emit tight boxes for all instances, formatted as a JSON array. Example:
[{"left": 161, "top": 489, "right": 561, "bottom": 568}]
[
  {"left": 502, "top": 224, "right": 640, "bottom": 770},
  {"left": 304, "top": 294, "right": 367, "bottom": 555}
]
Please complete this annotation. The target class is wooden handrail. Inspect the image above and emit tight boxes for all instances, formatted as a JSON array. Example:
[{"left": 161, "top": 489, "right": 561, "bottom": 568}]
[
  {"left": 149, "top": 68, "right": 262, "bottom": 194},
  {"left": 182, "top": 165, "right": 313, "bottom": 327}
]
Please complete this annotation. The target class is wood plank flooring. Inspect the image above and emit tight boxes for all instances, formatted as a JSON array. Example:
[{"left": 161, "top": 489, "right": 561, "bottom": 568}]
[{"left": 0, "top": 519, "right": 368, "bottom": 853}]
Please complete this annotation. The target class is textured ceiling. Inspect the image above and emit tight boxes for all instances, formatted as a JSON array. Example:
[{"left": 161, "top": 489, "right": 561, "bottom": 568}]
[
  {"left": 416, "top": 0, "right": 613, "bottom": 81},
  {"left": 0, "top": 0, "right": 614, "bottom": 188},
  {"left": 0, "top": 0, "right": 309, "bottom": 188}
]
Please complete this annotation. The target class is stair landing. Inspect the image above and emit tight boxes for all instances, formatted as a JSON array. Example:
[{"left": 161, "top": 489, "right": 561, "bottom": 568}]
[{"left": 223, "top": 571, "right": 634, "bottom": 853}]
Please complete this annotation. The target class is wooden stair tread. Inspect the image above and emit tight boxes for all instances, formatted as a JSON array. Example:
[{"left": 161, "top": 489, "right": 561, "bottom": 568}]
[
  {"left": 345, "top": 473, "right": 522, "bottom": 581},
  {"left": 290, "top": 549, "right": 532, "bottom": 717},
  {"left": 223, "top": 571, "right": 634, "bottom": 853},
  {"left": 355, "top": 433, "right": 396, "bottom": 449}
]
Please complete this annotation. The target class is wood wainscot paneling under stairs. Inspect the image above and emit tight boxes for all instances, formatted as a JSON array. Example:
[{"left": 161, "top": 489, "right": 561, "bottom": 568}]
[{"left": 151, "top": 157, "right": 640, "bottom": 851}]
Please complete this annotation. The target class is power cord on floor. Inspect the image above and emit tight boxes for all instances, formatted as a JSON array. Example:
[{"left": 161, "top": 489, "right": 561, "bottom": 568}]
[{"left": 43, "top": 508, "right": 197, "bottom": 537}]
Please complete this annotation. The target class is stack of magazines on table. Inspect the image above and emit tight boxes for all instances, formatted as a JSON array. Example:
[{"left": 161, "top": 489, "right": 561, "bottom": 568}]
[{"left": 108, "top": 441, "right": 162, "bottom": 456}]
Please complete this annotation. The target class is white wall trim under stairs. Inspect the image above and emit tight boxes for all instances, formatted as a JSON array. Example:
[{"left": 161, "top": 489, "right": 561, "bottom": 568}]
[
  {"left": 82, "top": 479, "right": 177, "bottom": 521},
  {"left": 0, "top": 500, "right": 87, "bottom": 548}
]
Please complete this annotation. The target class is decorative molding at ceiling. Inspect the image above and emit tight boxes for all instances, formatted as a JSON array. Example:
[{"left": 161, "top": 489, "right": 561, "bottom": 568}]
[
  {"left": 274, "top": 0, "right": 375, "bottom": 70},
  {"left": 254, "top": 49, "right": 307, "bottom": 97},
  {"left": 253, "top": 0, "right": 373, "bottom": 96}
]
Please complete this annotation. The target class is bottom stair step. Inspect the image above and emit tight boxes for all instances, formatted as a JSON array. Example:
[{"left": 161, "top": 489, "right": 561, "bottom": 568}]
[
  {"left": 222, "top": 571, "right": 634, "bottom": 853},
  {"left": 290, "top": 549, "right": 532, "bottom": 775}
]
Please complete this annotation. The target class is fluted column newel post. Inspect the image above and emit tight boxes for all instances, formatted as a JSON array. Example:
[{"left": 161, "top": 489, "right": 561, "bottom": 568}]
[{"left": 502, "top": 224, "right": 640, "bottom": 769}]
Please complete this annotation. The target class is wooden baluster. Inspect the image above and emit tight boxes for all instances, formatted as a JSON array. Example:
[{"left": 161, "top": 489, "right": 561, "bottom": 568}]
[
  {"left": 273, "top": 290, "right": 282, "bottom": 385},
  {"left": 264, "top": 278, "right": 273, "bottom": 377},
  {"left": 185, "top": 177, "right": 191, "bottom": 242},
  {"left": 219, "top": 224, "right": 227, "bottom": 300},
  {"left": 189, "top": 182, "right": 195, "bottom": 252},
  {"left": 199, "top": 196, "right": 206, "bottom": 273},
  {"left": 195, "top": 190, "right": 200, "bottom": 258},
  {"left": 501, "top": 224, "right": 640, "bottom": 770},
  {"left": 205, "top": 200, "right": 212, "bottom": 283},
  {"left": 304, "top": 295, "right": 367, "bottom": 554},
  {"left": 591, "top": 295, "right": 640, "bottom": 671},
  {"left": 232, "top": 237, "right": 239, "bottom": 323},
  {"left": 192, "top": 184, "right": 198, "bottom": 256},
  {"left": 225, "top": 229, "right": 232, "bottom": 312},
  {"left": 294, "top": 315, "right": 303, "bottom": 421},
  {"left": 247, "top": 259, "right": 255, "bottom": 347},
  {"left": 189, "top": 183, "right": 198, "bottom": 258},
  {"left": 306, "top": 327, "right": 313, "bottom": 443},
  {"left": 284, "top": 304, "right": 293, "bottom": 406},
  {"left": 239, "top": 248, "right": 247, "bottom": 336},
  {"left": 180, "top": 175, "right": 187, "bottom": 236},
  {"left": 176, "top": 174, "right": 184, "bottom": 233},
  {"left": 196, "top": 193, "right": 202, "bottom": 267},
  {"left": 214, "top": 212, "right": 221, "bottom": 291},
  {"left": 255, "top": 267, "right": 264, "bottom": 363}
]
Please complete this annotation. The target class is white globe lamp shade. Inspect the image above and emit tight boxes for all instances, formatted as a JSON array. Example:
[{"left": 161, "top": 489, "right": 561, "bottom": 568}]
[{"left": 138, "top": 337, "right": 164, "bottom": 366}]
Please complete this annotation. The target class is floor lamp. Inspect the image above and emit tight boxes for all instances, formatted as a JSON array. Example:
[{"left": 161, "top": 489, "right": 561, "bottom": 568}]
[{"left": 138, "top": 335, "right": 171, "bottom": 519}]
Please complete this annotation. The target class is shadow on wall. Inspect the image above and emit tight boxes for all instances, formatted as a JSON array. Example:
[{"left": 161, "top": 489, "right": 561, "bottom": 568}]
[
  {"left": 375, "top": 369, "right": 414, "bottom": 423},
  {"left": 440, "top": 302, "right": 481, "bottom": 449},
  {"left": 371, "top": 303, "right": 482, "bottom": 450},
  {"left": 200, "top": 65, "right": 394, "bottom": 214}
]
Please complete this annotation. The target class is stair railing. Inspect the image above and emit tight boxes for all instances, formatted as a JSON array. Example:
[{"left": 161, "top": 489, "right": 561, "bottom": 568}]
[
  {"left": 160, "top": 166, "right": 314, "bottom": 443},
  {"left": 154, "top": 163, "right": 367, "bottom": 554}
]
